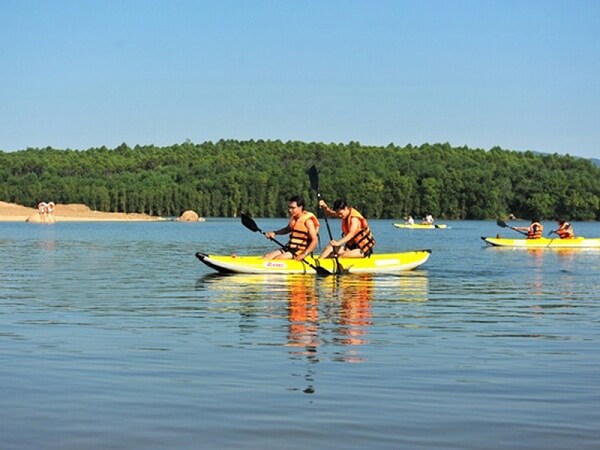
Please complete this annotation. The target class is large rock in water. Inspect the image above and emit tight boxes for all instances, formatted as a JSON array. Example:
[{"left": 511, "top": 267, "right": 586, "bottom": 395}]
[{"left": 178, "top": 210, "right": 202, "bottom": 222}]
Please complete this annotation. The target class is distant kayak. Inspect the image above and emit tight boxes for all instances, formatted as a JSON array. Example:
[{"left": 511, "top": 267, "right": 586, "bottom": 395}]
[
  {"left": 196, "top": 250, "right": 431, "bottom": 274},
  {"left": 481, "top": 236, "right": 600, "bottom": 248},
  {"left": 394, "top": 223, "right": 448, "bottom": 229}
]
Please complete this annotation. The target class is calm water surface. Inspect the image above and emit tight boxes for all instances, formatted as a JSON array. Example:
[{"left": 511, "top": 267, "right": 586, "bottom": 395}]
[{"left": 1, "top": 219, "right": 599, "bottom": 449}]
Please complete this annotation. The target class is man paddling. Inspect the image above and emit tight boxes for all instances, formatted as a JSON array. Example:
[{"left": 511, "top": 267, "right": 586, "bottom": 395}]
[
  {"left": 263, "top": 195, "right": 320, "bottom": 260},
  {"left": 514, "top": 218, "right": 543, "bottom": 239},
  {"left": 317, "top": 199, "right": 375, "bottom": 258},
  {"left": 552, "top": 219, "right": 575, "bottom": 239}
]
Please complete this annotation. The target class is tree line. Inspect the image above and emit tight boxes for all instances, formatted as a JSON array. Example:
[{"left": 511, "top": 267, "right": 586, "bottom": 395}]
[{"left": 1, "top": 140, "right": 599, "bottom": 220}]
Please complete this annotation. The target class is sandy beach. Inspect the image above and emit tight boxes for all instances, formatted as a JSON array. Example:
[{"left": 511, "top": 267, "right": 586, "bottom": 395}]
[{"left": 0, "top": 201, "right": 166, "bottom": 222}]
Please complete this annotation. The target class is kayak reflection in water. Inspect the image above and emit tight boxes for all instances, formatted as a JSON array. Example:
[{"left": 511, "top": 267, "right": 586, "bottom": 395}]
[
  {"left": 286, "top": 276, "right": 319, "bottom": 394},
  {"left": 336, "top": 275, "right": 374, "bottom": 349},
  {"left": 286, "top": 275, "right": 374, "bottom": 366},
  {"left": 287, "top": 277, "right": 319, "bottom": 352}
]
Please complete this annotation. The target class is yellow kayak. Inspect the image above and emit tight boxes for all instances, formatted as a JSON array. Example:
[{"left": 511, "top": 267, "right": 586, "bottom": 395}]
[
  {"left": 394, "top": 223, "right": 448, "bottom": 229},
  {"left": 196, "top": 250, "right": 431, "bottom": 274},
  {"left": 481, "top": 236, "right": 600, "bottom": 248}
]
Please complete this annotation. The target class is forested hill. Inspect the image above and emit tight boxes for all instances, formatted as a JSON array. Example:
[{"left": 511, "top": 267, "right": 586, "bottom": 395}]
[{"left": 1, "top": 140, "right": 599, "bottom": 220}]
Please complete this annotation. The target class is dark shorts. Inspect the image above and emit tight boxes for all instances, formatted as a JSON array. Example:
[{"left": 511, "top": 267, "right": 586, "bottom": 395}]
[{"left": 347, "top": 243, "right": 373, "bottom": 257}]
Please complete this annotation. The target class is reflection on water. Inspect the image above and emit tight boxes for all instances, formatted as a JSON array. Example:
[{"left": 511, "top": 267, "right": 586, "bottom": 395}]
[
  {"left": 200, "top": 272, "right": 430, "bottom": 376},
  {"left": 200, "top": 272, "right": 430, "bottom": 394},
  {"left": 333, "top": 275, "right": 373, "bottom": 348},
  {"left": 286, "top": 276, "right": 319, "bottom": 350},
  {"left": 483, "top": 246, "right": 590, "bottom": 306},
  {"left": 3, "top": 221, "right": 600, "bottom": 449}
]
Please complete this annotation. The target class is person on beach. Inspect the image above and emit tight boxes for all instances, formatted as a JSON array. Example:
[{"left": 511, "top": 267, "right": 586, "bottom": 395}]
[
  {"left": 515, "top": 218, "right": 543, "bottom": 239},
  {"left": 318, "top": 199, "right": 375, "bottom": 258},
  {"left": 263, "top": 195, "right": 320, "bottom": 260},
  {"left": 46, "top": 202, "right": 56, "bottom": 223},
  {"left": 37, "top": 202, "right": 56, "bottom": 223},
  {"left": 37, "top": 202, "right": 52, "bottom": 223}
]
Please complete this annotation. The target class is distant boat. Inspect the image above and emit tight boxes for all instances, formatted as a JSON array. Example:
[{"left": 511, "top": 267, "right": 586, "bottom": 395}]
[
  {"left": 481, "top": 236, "right": 600, "bottom": 248},
  {"left": 393, "top": 223, "right": 448, "bottom": 230}
]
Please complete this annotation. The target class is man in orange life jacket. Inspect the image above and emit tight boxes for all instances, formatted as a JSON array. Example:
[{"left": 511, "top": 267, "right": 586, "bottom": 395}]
[
  {"left": 515, "top": 218, "right": 543, "bottom": 239},
  {"left": 263, "top": 195, "right": 320, "bottom": 260},
  {"left": 318, "top": 199, "right": 376, "bottom": 258},
  {"left": 553, "top": 219, "right": 575, "bottom": 239}
]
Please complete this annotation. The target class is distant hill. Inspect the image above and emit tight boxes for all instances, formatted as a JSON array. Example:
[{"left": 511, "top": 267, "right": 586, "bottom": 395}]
[
  {"left": 1, "top": 141, "right": 600, "bottom": 220},
  {"left": 529, "top": 150, "right": 599, "bottom": 167}
]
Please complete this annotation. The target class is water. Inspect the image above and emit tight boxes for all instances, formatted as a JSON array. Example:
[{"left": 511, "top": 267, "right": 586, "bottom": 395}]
[{"left": 1, "top": 219, "right": 599, "bottom": 449}]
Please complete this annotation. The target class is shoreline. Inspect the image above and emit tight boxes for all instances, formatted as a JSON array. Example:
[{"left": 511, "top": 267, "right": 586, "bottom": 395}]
[{"left": 0, "top": 201, "right": 167, "bottom": 223}]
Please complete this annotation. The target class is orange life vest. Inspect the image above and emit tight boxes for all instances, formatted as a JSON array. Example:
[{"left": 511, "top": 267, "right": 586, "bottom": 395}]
[
  {"left": 527, "top": 222, "right": 543, "bottom": 239},
  {"left": 557, "top": 222, "right": 574, "bottom": 239},
  {"left": 288, "top": 212, "right": 320, "bottom": 253},
  {"left": 341, "top": 208, "right": 375, "bottom": 255}
]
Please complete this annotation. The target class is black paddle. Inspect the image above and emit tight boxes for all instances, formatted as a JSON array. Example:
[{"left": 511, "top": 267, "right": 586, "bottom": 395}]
[
  {"left": 308, "top": 165, "right": 334, "bottom": 241},
  {"left": 545, "top": 230, "right": 558, "bottom": 248},
  {"left": 308, "top": 165, "right": 346, "bottom": 274},
  {"left": 240, "top": 213, "right": 331, "bottom": 276},
  {"left": 496, "top": 219, "right": 528, "bottom": 236}
]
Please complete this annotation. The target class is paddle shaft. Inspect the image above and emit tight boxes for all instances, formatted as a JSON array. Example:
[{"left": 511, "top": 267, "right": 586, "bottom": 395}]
[
  {"left": 319, "top": 193, "right": 334, "bottom": 241},
  {"left": 308, "top": 165, "right": 334, "bottom": 240},
  {"left": 308, "top": 165, "right": 346, "bottom": 274}
]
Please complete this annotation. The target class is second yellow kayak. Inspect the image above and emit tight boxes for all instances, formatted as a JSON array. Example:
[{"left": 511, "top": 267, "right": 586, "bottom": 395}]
[
  {"left": 394, "top": 223, "right": 448, "bottom": 229},
  {"left": 481, "top": 236, "right": 600, "bottom": 248}
]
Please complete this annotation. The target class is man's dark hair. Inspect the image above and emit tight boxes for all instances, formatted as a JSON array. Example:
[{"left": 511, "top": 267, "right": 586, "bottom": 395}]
[
  {"left": 333, "top": 199, "right": 349, "bottom": 210},
  {"left": 289, "top": 195, "right": 305, "bottom": 209}
]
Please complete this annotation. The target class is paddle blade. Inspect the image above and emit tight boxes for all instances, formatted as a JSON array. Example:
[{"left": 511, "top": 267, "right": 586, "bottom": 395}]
[
  {"left": 314, "top": 265, "right": 332, "bottom": 276},
  {"left": 334, "top": 259, "right": 350, "bottom": 275},
  {"left": 496, "top": 219, "right": 508, "bottom": 228},
  {"left": 308, "top": 165, "right": 319, "bottom": 192},
  {"left": 241, "top": 213, "right": 260, "bottom": 233}
]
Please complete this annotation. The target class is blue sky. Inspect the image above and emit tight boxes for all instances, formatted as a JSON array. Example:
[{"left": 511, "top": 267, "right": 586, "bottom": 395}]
[{"left": 1, "top": 0, "right": 598, "bottom": 158}]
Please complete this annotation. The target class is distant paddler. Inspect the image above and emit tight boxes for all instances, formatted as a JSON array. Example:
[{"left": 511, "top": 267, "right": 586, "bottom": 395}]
[
  {"left": 549, "top": 219, "right": 574, "bottom": 239},
  {"left": 37, "top": 202, "right": 48, "bottom": 216},
  {"left": 46, "top": 201, "right": 56, "bottom": 223},
  {"left": 29, "top": 201, "right": 55, "bottom": 224},
  {"left": 513, "top": 218, "right": 543, "bottom": 239}
]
